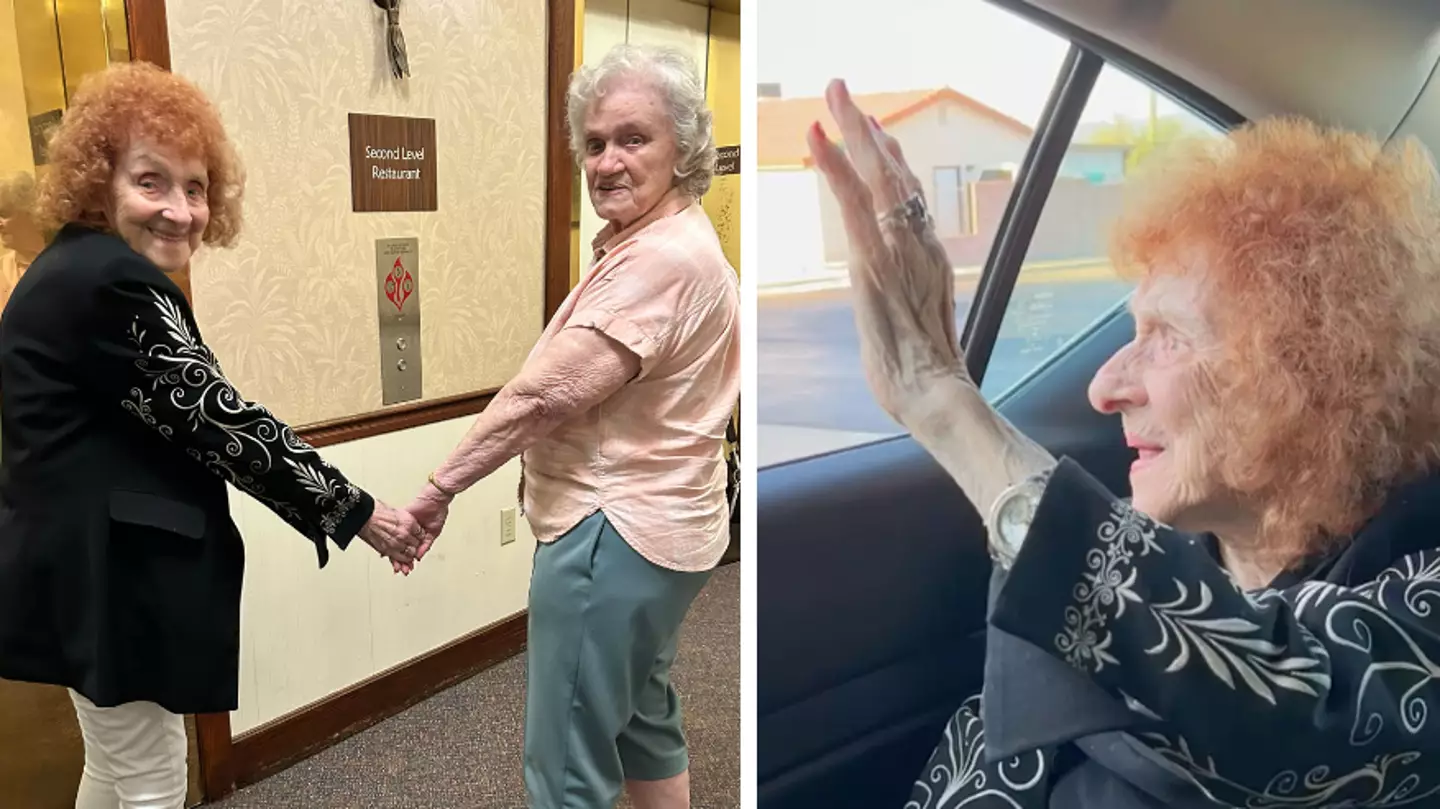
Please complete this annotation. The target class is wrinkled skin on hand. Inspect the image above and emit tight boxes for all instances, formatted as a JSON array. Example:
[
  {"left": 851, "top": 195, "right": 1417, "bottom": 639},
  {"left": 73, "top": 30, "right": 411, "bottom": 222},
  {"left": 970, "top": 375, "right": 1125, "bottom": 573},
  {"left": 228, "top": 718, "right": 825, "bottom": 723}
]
[{"left": 805, "top": 79, "right": 971, "bottom": 425}]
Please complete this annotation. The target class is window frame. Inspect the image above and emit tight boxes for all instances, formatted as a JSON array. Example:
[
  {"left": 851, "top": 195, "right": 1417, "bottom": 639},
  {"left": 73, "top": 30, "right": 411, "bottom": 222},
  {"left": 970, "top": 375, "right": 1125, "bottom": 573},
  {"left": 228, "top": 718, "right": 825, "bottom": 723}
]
[
  {"left": 961, "top": 2, "right": 1246, "bottom": 388},
  {"left": 757, "top": 25, "right": 1244, "bottom": 471}
]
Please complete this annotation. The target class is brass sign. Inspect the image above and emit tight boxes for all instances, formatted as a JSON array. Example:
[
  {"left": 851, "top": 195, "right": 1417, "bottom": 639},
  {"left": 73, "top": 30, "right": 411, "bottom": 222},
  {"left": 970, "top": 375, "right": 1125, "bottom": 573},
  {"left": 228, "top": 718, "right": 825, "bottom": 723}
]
[
  {"left": 375, "top": 237, "right": 423, "bottom": 405},
  {"left": 349, "top": 113, "right": 438, "bottom": 212},
  {"left": 715, "top": 145, "right": 740, "bottom": 176}
]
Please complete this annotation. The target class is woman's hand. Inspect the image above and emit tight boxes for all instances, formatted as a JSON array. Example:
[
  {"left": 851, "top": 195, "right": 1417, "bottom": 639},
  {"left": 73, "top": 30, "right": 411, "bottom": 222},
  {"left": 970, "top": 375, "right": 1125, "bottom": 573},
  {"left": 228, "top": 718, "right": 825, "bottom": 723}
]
[
  {"left": 805, "top": 79, "right": 971, "bottom": 425},
  {"left": 404, "top": 485, "right": 451, "bottom": 560},
  {"left": 359, "top": 502, "right": 429, "bottom": 575}
]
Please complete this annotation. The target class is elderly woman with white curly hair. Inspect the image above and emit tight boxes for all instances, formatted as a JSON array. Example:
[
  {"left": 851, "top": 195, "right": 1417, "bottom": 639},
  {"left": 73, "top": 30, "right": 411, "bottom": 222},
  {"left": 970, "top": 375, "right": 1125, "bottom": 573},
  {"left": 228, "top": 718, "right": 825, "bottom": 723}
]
[{"left": 404, "top": 43, "right": 740, "bottom": 809}]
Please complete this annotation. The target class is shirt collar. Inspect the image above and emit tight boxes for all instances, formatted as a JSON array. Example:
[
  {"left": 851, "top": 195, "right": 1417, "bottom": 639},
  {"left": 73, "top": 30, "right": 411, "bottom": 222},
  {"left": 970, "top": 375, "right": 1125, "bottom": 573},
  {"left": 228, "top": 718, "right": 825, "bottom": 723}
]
[{"left": 591, "top": 188, "right": 693, "bottom": 261}]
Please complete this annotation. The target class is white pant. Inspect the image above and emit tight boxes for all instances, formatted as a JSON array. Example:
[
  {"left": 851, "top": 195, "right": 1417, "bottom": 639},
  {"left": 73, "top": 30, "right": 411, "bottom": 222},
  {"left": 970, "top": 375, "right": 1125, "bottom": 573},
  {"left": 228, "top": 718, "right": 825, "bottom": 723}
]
[{"left": 68, "top": 691, "right": 188, "bottom": 809}]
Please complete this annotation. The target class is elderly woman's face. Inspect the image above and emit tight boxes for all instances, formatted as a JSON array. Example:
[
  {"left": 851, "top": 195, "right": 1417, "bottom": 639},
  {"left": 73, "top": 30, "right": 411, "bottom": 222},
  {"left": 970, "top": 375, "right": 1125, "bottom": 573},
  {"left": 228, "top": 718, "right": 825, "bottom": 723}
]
[
  {"left": 582, "top": 79, "right": 680, "bottom": 228},
  {"left": 106, "top": 138, "right": 209, "bottom": 273},
  {"left": 1088, "top": 270, "right": 1234, "bottom": 528}
]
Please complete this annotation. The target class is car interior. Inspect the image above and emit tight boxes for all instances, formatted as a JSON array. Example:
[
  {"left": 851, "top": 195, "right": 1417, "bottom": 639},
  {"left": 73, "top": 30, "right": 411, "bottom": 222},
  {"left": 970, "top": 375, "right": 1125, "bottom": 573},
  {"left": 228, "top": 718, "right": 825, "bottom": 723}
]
[{"left": 756, "top": 1, "right": 1440, "bottom": 806}]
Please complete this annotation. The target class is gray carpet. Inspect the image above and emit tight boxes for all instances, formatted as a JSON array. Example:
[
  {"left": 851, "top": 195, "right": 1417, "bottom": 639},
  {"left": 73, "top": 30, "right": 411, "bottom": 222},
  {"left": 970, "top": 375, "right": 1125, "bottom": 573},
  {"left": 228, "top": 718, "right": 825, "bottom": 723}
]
[{"left": 212, "top": 562, "right": 740, "bottom": 809}]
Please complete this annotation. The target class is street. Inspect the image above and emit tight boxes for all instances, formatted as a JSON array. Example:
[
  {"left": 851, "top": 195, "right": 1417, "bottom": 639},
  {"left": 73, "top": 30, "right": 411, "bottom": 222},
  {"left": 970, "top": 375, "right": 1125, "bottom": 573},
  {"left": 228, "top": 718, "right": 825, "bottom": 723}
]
[{"left": 757, "top": 272, "right": 1134, "bottom": 465}]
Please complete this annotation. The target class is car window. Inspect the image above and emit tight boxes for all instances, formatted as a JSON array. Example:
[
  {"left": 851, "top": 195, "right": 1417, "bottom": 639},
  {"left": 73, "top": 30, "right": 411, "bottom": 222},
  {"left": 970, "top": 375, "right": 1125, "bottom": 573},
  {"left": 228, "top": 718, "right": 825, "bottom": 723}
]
[
  {"left": 756, "top": 1, "right": 1069, "bottom": 468},
  {"left": 978, "top": 65, "right": 1224, "bottom": 399}
]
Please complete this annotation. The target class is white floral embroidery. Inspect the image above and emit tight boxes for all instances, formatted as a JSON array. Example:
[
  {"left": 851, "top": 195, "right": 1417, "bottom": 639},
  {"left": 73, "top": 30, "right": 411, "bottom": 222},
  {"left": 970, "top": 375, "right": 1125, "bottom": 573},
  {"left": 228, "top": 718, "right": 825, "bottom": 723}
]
[
  {"left": 1116, "top": 548, "right": 1440, "bottom": 805},
  {"left": 1380, "top": 553, "right": 1440, "bottom": 619},
  {"left": 287, "top": 458, "right": 364, "bottom": 536},
  {"left": 1147, "top": 578, "right": 1331, "bottom": 704},
  {"left": 1324, "top": 598, "right": 1440, "bottom": 747},
  {"left": 122, "top": 289, "right": 362, "bottom": 536},
  {"left": 1055, "top": 500, "right": 1162, "bottom": 671},
  {"left": 121, "top": 387, "right": 173, "bottom": 439},
  {"left": 906, "top": 695, "right": 1046, "bottom": 809},
  {"left": 1140, "top": 728, "right": 1439, "bottom": 807}
]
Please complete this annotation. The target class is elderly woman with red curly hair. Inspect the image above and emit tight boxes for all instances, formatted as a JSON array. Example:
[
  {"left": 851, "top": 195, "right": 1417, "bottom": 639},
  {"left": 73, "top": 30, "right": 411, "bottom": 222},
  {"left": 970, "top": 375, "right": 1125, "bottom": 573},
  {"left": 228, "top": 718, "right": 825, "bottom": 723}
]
[
  {"left": 810, "top": 79, "right": 1440, "bottom": 809},
  {"left": 0, "top": 64, "right": 428, "bottom": 808}
]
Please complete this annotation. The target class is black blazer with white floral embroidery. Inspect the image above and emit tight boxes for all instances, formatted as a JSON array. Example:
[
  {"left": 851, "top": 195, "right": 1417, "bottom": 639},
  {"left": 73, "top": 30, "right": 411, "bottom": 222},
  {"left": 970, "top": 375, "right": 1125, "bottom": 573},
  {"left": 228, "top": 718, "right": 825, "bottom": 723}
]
[
  {"left": 908, "top": 457, "right": 1440, "bottom": 809},
  {"left": 0, "top": 225, "right": 375, "bottom": 714}
]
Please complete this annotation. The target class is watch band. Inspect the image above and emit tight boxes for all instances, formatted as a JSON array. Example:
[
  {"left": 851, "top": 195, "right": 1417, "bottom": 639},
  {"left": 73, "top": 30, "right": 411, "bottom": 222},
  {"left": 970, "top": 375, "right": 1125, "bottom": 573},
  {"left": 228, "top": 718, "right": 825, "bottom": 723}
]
[{"left": 985, "top": 467, "right": 1055, "bottom": 570}]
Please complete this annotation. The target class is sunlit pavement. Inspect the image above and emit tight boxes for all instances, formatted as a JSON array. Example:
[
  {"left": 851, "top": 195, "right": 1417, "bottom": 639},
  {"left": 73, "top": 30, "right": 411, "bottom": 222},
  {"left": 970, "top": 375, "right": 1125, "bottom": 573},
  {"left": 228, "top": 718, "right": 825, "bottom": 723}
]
[
  {"left": 756, "top": 424, "right": 902, "bottom": 468},
  {"left": 757, "top": 266, "right": 1134, "bottom": 467},
  {"left": 756, "top": 258, "right": 1116, "bottom": 297}
]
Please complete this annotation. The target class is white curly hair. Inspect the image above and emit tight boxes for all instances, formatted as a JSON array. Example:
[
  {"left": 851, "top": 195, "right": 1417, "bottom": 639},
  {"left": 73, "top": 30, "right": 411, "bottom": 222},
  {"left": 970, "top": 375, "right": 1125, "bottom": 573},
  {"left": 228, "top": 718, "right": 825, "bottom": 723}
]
[{"left": 566, "top": 43, "right": 717, "bottom": 198}]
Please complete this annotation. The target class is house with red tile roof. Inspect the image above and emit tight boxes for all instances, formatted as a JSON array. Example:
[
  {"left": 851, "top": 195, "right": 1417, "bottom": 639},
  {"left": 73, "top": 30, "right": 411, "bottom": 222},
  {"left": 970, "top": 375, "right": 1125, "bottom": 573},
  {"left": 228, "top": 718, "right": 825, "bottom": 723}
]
[{"left": 757, "top": 87, "right": 1129, "bottom": 284}]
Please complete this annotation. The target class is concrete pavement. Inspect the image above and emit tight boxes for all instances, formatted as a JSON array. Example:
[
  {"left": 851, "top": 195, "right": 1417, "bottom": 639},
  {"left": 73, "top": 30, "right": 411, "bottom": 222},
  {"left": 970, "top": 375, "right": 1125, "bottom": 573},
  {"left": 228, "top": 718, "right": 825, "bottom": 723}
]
[
  {"left": 757, "top": 272, "right": 1134, "bottom": 466},
  {"left": 757, "top": 257, "right": 1117, "bottom": 297}
]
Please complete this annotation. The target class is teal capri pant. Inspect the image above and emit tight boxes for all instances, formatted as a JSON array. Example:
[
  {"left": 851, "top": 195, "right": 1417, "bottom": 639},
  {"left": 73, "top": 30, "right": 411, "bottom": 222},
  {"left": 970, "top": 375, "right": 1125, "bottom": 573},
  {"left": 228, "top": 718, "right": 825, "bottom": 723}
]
[{"left": 524, "top": 509, "right": 713, "bottom": 809}]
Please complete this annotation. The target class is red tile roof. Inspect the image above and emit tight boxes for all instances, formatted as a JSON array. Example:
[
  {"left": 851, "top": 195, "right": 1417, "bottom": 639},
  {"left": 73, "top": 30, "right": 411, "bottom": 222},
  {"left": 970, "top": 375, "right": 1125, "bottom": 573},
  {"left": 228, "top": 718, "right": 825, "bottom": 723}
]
[{"left": 758, "top": 87, "right": 1033, "bottom": 168}]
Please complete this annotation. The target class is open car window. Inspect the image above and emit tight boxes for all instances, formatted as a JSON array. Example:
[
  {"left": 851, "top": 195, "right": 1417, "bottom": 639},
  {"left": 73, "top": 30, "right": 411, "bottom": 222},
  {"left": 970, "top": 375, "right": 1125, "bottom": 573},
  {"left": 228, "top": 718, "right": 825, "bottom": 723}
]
[
  {"left": 757, "top": 2, "right": 1224, "bottom": 467},
  {"left": 756, "top": 1, "right": 1067, "bottom": 467},
  {"left": 980, "top": 63, "right": 1223, "bottom": 400}
]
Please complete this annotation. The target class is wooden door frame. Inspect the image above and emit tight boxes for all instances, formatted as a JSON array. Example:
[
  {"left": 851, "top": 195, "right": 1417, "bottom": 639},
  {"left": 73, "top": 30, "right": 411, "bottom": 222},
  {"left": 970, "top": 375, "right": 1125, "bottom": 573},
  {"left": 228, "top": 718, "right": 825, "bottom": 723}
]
[{"left": 124, "top": 0, "right": 575, "bottom": 800}]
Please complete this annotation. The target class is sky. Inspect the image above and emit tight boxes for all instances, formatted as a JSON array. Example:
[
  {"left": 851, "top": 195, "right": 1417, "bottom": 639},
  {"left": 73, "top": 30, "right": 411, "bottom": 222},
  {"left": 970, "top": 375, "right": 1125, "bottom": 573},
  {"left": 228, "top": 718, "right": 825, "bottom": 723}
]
[{"left": 758, "top": 0, "right": 1198, "bottom": 127}]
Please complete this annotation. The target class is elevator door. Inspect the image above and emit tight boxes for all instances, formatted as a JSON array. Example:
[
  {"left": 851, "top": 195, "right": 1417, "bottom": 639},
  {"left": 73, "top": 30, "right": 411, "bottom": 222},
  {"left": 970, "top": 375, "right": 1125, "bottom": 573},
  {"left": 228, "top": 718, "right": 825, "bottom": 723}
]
[{"left": 0, "top": 2, "right": 200, "bottom": 806}]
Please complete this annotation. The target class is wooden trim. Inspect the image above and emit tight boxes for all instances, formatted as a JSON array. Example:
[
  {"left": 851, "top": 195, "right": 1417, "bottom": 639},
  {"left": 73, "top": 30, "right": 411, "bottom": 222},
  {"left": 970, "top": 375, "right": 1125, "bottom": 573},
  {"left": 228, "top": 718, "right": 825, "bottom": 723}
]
[
  {"left": 195, "top": 711, "right": 235, "bottom": 800},
  {"left": 298, "top": 388, "right": 498, "bottom": 448},
  {"left": 231, "top": 613, "right": 527, "bottom": 789},
  {"left": 124, "top": 0, "right": 171, "bottom": 69},
  {"left": 162, "top": 2, "right": 571, "bottom": 799},
  {"left": 545, "top": 0, "right": 577, "bottom": 322}
]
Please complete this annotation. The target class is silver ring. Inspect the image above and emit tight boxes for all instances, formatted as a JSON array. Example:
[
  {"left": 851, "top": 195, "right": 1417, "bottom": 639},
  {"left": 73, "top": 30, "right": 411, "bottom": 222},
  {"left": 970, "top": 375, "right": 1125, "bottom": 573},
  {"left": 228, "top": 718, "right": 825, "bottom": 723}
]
[{"left": 877, "top": 192, "right": 931, "bottom": 235}]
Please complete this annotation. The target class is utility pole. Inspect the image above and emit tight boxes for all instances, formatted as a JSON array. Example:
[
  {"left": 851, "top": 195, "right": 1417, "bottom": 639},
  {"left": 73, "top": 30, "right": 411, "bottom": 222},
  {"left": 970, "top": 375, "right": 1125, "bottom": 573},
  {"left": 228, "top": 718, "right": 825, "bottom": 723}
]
[{"left": 1148, "top": 87, "right": 1158, "bottom": 144}]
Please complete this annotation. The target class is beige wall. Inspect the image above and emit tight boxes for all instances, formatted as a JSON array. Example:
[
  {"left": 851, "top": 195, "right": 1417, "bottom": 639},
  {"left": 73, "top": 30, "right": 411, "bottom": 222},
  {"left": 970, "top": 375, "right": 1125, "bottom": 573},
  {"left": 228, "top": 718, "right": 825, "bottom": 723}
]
[
  {"left": 169, "top": 0, "right": 548, "bottom": 428},
  {"left": 819, "top": 102, "right": 1030, "bottom": 263},
  {"left": 161, "top": 0, "right": 550, "bottom": 735},
  {"left": 231, "top": 416, "right": 535, "bottom": 734}
]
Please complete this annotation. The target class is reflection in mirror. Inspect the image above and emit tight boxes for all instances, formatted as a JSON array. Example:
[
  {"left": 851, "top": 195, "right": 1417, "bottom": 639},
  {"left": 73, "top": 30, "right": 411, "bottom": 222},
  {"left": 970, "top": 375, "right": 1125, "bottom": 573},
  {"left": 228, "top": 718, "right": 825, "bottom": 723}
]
[
  {"left": 0, "top": 0, "right": 131, "bottom": 313},
  {"left": 0, "top": 4, "right": 149, "bottom": 807},
  {"left": 0, "top": 171, "right": 42, "bottom": 303}
]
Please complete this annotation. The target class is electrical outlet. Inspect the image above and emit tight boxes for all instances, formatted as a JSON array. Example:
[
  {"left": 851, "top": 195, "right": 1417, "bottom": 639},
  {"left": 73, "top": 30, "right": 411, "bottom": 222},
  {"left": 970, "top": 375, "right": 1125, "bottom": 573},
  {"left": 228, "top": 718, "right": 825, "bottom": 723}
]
[{"left": 500, "top": 507, "right": 517, "bottom": 546}]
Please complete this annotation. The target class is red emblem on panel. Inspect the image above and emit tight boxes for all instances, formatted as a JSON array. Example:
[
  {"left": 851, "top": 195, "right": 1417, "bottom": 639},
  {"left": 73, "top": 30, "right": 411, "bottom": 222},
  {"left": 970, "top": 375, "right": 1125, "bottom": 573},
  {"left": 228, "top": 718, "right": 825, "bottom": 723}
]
[{"left": 385, "top": 256, "right": 414, "bottom": 312}]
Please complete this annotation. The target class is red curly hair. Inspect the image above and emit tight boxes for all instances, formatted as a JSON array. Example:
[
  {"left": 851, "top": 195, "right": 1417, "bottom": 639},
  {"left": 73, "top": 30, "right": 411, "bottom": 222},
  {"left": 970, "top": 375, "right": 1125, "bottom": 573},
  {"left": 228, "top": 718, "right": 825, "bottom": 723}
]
[
  {"left": 35, "top": 62, "right": 243, "bottom": 246},
  {"left": 1111, "top": 117, "right": 1440, "bottom": 562}
]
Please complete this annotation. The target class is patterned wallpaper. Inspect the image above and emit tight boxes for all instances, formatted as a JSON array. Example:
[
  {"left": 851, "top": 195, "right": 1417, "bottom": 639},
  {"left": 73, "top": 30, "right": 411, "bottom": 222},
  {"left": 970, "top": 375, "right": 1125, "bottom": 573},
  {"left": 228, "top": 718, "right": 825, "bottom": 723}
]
[{"left": 168, "top": 0, "right": 548, "bottom": 426}]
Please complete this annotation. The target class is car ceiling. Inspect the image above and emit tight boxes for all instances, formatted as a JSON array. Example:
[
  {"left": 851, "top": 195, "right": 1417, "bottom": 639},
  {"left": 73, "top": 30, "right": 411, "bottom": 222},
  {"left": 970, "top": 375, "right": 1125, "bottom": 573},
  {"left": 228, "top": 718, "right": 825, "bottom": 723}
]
[{"left": 997, "top": 0, "right": 1440, "bottom": 147}]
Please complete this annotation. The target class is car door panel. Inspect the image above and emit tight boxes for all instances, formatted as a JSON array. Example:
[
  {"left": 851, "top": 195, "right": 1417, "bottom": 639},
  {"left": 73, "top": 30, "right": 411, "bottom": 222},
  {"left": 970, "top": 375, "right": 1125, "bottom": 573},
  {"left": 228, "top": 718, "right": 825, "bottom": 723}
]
[{"left": 758, "top": 308, "right": 1136, "bottom": 808}]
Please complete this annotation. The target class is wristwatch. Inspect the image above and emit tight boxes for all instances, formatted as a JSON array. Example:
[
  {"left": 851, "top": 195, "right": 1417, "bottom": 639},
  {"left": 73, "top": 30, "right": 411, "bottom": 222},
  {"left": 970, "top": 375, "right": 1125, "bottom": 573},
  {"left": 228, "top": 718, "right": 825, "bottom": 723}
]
[{"left": 985, "top": 468, "right": 1054, "bottom": 570}]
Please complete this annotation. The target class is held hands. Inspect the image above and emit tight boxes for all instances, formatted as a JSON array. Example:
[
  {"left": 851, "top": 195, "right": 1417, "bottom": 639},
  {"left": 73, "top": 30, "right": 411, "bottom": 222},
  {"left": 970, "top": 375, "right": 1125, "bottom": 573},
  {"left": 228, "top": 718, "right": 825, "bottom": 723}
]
[
  {"left": 361, "top": 475, "right": 457, "bottom": 577},
  {"left": 805, "top": 79, "right": 972, "bottom": 424},
  {"left": 404, "top": 482, "right": 452, "bottom": 558},
  {"left": 358, "top": 502, "right": 431, "bottom": 576}
]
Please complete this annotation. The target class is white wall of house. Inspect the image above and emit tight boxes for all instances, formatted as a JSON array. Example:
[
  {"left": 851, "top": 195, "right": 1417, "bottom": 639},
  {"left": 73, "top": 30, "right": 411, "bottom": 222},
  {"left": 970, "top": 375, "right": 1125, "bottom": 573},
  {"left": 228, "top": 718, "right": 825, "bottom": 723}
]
[
  {"left": 818, "top": 101, "right": 1031, "bottom": 262},
  {"left": 757, "top": 169, "right": 828, "bottom": 284}
]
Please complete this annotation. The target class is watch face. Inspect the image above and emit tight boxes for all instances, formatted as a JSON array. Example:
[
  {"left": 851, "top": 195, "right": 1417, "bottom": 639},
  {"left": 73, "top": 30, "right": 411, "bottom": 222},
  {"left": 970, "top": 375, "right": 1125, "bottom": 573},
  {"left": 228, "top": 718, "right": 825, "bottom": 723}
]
[{"left": 995, "top": 486, "right": 1039, "bottom": 553}]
